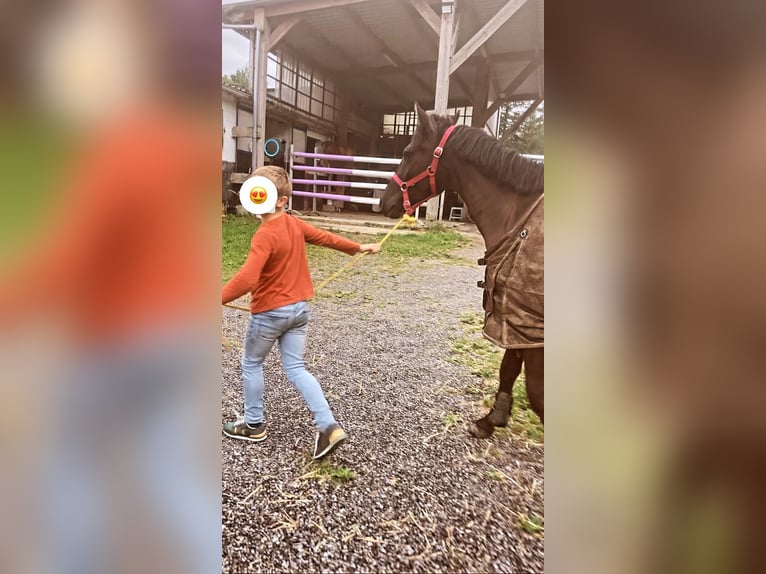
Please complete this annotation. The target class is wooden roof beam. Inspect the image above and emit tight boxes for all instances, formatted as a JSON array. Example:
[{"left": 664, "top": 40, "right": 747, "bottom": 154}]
[
  {"left": 344, "top": 9, "right": 433, "bottom": 98},
  {"left": 449, "top": 0, "right": 528, "bottom": 75},
  {"left": 403, "top": 2, "right": 472, "bottom": 101},
  {"left": 377, "top": 92, "right": 540, "bottom": 114},
  {"left": 298, "top": 22, "right": 410, "bottom": 107},
  {"left": 264, "top": 0, "right": 370, "bottom": 18},
  {"left": 335, "top": 50, "right": 543, "bottom": 76},
  {"left": 268, "top": 16, "right": 300, "bottom": 50},
  {"left": 462, "top": 0, "right": 500, "bottom": 96},
  {"left": 409, "top": 0, "right": 440, "bottom": 35},
  {"left": 482, "top": 58, "right": 540, "bottom": 121}
]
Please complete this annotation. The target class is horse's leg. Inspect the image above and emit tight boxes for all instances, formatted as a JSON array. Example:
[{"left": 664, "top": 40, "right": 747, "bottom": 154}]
[
  {"left": 521, "top": 348, "right": 544, "bottom": 423},
  {"left": 469, "top": 349, "right": 523, "bottom": 438}
]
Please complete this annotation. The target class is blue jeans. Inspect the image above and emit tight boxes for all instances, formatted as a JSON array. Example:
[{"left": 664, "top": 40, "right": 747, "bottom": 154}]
[
  {"left": 242, "top": 301, "right": 336, "bottom": 431},
  {"left": 49, "top": 331, "right": 220, "bottom": 574}
]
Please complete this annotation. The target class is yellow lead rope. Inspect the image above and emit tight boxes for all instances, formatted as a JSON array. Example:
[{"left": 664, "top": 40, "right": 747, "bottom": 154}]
[{"left": 223, "top": 215, "right": 415, "bottom": 314}]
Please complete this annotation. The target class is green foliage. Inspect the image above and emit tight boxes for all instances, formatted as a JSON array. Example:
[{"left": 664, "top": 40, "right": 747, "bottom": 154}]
[
  {"left": 223, "top": 66, "right": 250, "bottom": 90},
  {"left": 498, "top": 100, "right": 544, "bottom": 154}
]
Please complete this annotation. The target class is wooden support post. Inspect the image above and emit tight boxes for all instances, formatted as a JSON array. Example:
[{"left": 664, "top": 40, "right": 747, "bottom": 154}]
[
  {"left": 337, "top": 99, "right": 349, "bottom": 146},
  {"left": 250, "top": 9, "right": 268, "bottom": 170},
  {"left": 471, "top": 61, "right": 490, "bottom": 127},
  {"left": 434, "top": 1, "right": 454, "bottom": 114},
  {"left": 258, "top": 22, "right": 269, "bottom": 168},
  {"left": 427, "top": 0, "right": 455, "bottom": 222}
]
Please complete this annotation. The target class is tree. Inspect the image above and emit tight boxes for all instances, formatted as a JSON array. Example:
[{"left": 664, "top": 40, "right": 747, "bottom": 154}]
[
  {"left": 498, "top": 100, "right": 544, "bottom": 154},
  {"left": 223, "top": 66, "right": 250, "bottom": 90}
]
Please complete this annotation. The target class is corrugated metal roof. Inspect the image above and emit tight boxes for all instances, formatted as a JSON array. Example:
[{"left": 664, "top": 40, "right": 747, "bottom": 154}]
[{"left": 223, "top": 0, "right": 544, "bottom": 111}]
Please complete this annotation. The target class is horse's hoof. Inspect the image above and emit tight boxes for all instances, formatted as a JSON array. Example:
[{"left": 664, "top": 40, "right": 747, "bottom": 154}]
[
  {"left": 487, "top": 411, "right": 510, "bottom": 428},
  {"left": 468, "top": 417, "right": 495, "bottom": 439},
  {"left": 487, "top": 392, "right": 512, "bottom": 427}
]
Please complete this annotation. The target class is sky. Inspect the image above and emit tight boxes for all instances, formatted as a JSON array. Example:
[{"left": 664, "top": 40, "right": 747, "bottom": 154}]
[{"left": 222, "top": 29, "right": 249, "bottom": 76}]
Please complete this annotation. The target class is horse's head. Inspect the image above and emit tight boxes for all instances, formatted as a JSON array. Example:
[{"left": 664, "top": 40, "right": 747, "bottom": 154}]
[{"left": 382, "top": 103, "right": 457, "bottom": 218}]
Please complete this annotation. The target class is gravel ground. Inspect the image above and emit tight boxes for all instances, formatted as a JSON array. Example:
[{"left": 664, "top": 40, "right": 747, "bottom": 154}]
[{"left": 221, "top": 234, "right": 544, "bottom": 573}]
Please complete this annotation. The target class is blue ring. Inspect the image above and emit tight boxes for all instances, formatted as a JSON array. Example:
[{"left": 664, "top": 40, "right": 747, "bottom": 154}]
[{"left": 264, "top": 138, "right": 280, "bottom": 158}]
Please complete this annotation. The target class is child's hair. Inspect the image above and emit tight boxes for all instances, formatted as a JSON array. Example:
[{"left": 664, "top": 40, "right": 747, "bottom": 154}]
[{"left": 253, "top": 165, "right": 291, "bottom": 198}]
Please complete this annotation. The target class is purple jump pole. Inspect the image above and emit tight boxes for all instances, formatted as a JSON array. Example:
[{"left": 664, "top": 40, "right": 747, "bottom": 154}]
[{"left": 292, "top": 190, "right": 380, "bottom": 205}]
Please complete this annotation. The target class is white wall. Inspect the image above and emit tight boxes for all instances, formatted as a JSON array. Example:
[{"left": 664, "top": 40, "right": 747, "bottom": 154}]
[
  {"left": 292, "top": 128, "right": 307, "bottom": 156},
  {"left": 236, "top": 109, "right": 254, "bottom": 153}
]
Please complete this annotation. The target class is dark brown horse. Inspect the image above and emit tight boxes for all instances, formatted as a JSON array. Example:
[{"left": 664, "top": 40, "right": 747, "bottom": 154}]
[{"left": 381, "top": 103, "right": 544, "bottom": 437}]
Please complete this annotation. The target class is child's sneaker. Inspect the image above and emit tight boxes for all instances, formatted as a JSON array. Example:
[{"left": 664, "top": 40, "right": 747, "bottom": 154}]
[
  {"left": 313, "top": 424, "right": 347, "bottom": 459},
  {"left": 223, "top": 420, "right": 267, "bottom": 442}
]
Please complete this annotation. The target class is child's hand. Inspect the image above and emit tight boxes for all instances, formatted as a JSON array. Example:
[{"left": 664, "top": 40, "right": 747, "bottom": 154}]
[{"left": 359, "top": 243, "right": 381, "bottom": 255}]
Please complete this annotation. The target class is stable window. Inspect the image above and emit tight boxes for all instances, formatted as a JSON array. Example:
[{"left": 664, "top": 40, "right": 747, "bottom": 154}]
[
  {"left": 297, "top": 92, "right": 310, "bottom": 112},
  {"left": 297, "top": 75, "right": 311, "bottom": 95},
  {"left": 266, "top": 49, "right": 340, "bottom": 123},
  {"left": 267, "top": 54, "right": 279, "bottom": 92},
  {"left": 280, "top": 85, "right": 295, "bottom": 105}
]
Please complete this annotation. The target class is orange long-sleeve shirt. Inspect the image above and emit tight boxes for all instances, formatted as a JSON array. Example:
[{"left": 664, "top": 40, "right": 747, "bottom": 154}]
[
  {"left": 0, "top": 104, "right": 219, "bottom": 343},
  {"left": 222, "top": 214, "right": 360, "bottom": 314}
]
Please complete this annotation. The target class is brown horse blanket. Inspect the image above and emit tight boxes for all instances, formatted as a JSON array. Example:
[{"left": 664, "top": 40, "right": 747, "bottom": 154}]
[{"left": 482, "top": 195, "right": 544, "bottom": 349}]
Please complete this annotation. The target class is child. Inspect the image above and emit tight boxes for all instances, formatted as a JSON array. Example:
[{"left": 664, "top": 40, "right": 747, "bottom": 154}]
[{"left": 222, "top": 166, "right": 380, "bottom": 459}]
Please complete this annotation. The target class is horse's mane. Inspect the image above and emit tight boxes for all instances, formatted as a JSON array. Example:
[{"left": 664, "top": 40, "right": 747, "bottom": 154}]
[{"left": 431, "top": 115, "right": 544, "bottom": 194}]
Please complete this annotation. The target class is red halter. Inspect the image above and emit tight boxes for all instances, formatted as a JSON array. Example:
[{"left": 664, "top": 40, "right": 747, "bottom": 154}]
[{"left": 392, "top": 124, "right": 457, "bottom": 215}]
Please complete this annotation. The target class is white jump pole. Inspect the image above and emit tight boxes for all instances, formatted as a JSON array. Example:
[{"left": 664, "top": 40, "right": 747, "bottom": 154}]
[{"left": 293, "top": 151, "right": 401, "bottom": 165}]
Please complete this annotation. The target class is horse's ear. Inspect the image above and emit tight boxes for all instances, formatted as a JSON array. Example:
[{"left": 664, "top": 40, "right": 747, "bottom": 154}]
[
  {"left": 452, "top": 110, "right": 460, "bottom": 125},
  {"left": 414, "top": 102, "right": 433, "bottom": 136}
]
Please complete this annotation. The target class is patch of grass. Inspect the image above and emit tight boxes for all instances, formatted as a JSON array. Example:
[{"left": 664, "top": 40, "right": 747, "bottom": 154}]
[
  {"left": 222, "top": 215, "right": 260, "bottom": 281},
  {"left": 378, "top": 229, "right": 469, "bottom": 264},
  {"left": 442, "top": 412, "right": 463, "bottom": 428},
  {"left": 509, "top": 371, "right": 545, "bottom": 443},
  {"left": 222, "top": 215, "right": 469, "bottom": 282},
  {"left": 487, "top": 469, "right": 505, "bottom": 482},
  {"left": 0, "top": 124, "right": 77, "bottom": 269},
  {"left": 451, "top": 312, "right": 544, "bottom": 443},
  {"left": 451, "top": 313, "right": 503, "bottom": 380},
  {"left": 485, "top": 445, "right": 503, "bottom": 459},
  {"left": 518, "top": 513, "right": 544, "bottom": 535},
  {"left": 451, "top": 337, "right": 502, "bottom": 380},
  {"left": 299, "top": 457, "right": 356, "bottom": 485}
]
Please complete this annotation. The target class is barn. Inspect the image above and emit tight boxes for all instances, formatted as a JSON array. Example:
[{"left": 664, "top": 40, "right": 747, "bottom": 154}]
[{"left": 222, "top": 0, "right": 544, "bottom": 219}]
